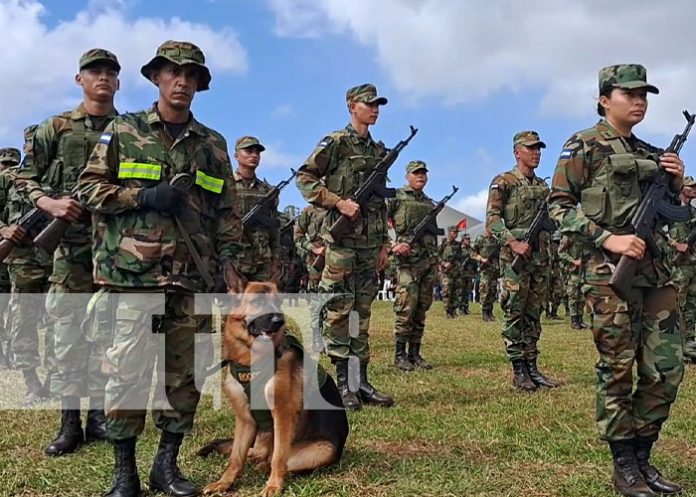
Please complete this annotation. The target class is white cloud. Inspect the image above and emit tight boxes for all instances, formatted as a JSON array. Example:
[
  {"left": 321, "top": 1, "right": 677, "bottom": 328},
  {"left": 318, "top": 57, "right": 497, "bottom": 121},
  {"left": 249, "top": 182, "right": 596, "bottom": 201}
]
[
  {"left": 271, "top": 103, "right": 294, "bottom": 118},
  {"left": 267, "top": 0, "right": 696, "bottom": 134},
  {"left": 0, "top": 0, "right": 247, "bottom": 143},
  {"left": 453, "top": 188, "right": 488, "bottom": 222},
  {"left": 260, "top": 143, "right": 303, "bottom": 170}
]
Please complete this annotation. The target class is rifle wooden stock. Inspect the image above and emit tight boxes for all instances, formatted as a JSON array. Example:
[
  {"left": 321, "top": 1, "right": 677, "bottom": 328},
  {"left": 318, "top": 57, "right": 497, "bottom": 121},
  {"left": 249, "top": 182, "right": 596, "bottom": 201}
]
[
  {"left": 311, "top": 253, "right": 325, "bottom": 270},
  {"left": 510, "top": 254, "right": 525, "bottom": 274},
  {"left": 608, "top": 256, "right": 638, "bottom": 301},
  {"left": 33, "top": 218, "right": 70, "bottom": 253},
  {"left": 328, "top": 214, "right": 354, "bottom": 241}
]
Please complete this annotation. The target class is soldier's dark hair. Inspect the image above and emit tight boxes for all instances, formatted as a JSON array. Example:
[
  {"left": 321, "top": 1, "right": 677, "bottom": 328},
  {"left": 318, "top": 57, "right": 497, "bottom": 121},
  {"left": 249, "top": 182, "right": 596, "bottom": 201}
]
[{"left": 597, "top": 86, "right": 613, "bottom": 117}]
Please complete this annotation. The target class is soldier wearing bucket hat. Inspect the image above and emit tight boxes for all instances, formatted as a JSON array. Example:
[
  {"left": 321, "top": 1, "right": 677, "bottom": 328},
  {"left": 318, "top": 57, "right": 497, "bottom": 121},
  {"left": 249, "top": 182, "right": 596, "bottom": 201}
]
[
  {"left": 76, "top": 41, "right": 243, "bottom": 497},
  {"left": 295, "top": 82, "right": 394, "bottom": 410},
  {"left": 16, "top": 47, "right": 121, "bottom": 460},
  {"left": 0, "top": 148, "right": 20, "bottom": 170},
  {"left": 549, "top": 63, "right": 685, "bottom": 496}
]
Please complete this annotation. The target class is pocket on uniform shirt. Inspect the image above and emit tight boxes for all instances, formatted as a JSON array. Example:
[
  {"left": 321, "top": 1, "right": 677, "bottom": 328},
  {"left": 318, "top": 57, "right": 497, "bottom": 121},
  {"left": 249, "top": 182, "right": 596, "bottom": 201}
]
[{"left": 113, "top": 227, "right": 164, "bottom": 273}]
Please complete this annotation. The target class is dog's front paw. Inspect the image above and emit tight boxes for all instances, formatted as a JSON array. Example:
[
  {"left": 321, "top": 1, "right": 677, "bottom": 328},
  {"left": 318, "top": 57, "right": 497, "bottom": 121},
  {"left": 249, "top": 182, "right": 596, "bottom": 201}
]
[
  {"left": 204, "top": 480, "right": 232, "bottom": 495},
  {"left": 259, "top": 480, "right": 283, "bottom": 497}
]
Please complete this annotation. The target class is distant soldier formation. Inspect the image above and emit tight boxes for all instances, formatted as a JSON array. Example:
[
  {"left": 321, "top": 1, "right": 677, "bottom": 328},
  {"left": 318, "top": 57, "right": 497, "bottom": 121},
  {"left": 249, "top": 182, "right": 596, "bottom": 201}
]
[{"left": 0, "top": 45, "right": 691, "bottom": 497}]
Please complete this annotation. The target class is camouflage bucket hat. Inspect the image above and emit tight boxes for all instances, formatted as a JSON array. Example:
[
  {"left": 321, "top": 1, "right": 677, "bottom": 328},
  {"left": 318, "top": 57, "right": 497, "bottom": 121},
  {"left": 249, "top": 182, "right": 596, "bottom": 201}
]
[
  {"left": 513, "top": 130, "right": 546, "bottom": 148},
  {"left": 79, "top": 48, "right": 121, "bottom": 71},
  {"left": 599, "top": 64, "right": 659, "bottom": 94},
  {"left": 683, "top": 175, "right": 696, "bottom": 187},
  {"left": 0, "top": 147, "right": 21, "bottom": 164},
  {"left": 447, "top": 225, "right": 459, "bottom": 232},
  {"left": 141, "top": 40, "right": 211, "bottom": 91},
  {"left": 406, "top": 160, "right": 428, "bottom": 173},
  {"left": 235, "top": 135, "right": 266, "bottom": 152},
  {"left": 346, "top": 83, "right": 388, "bottom": 105}
]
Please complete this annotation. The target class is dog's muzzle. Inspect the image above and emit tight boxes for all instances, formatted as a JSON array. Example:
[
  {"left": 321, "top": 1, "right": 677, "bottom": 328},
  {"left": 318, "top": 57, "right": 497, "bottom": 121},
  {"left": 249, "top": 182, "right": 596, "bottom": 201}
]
[{"left": 247, "top": 312, "right": 285, "bottom": 337}]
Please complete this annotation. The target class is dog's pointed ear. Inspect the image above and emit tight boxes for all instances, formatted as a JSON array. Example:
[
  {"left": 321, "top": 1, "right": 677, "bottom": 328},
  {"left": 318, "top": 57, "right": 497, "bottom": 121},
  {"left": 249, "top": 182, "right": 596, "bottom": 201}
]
[{"left": 223, "top": 260, "right": 247, "bottom": 294}]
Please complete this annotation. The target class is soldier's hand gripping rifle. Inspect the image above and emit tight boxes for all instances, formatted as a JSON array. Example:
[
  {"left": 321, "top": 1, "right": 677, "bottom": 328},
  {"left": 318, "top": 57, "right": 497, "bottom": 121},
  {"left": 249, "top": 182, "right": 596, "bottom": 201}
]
[
  {"left": 0, "top": 207, "right": 52, "bottom": 260},
  {"left": 608, "top": 110, "right": 696, "bottom": 300},
  {"left": 33, "top": 190, "right": 78, "bottom": 253},
  {"left": 328, "top": 126, "right": 418, "bottom": 241},
  {"left": 511, "top": 193, "right": 557, "bottom": 274},
  {"left": 406, "top": 185, "right": 458, "bottom": 246},
  {"left": 242, "top": 169, "right": 297, "bottom": 231}
]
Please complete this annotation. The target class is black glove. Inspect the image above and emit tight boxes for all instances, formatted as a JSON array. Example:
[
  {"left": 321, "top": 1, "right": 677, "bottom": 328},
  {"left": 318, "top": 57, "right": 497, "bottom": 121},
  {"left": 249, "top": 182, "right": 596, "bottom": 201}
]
[
  {"left": 212, "top": 272, "right": 228, "bottom": 294},
  {"left": 137, "top": 181, "right": 186, "bottom": 214}
]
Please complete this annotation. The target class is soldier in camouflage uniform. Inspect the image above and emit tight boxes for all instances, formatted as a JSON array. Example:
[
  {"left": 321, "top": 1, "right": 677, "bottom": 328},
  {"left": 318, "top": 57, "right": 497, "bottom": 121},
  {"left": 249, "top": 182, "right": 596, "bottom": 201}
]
[
  {"left": 0, "top": 138, "right": 55, "bottom": 407},
  {"left": 0, "top": 147, "right": 20, "bottom": 370},
  {"left": 230, "top": 136, "right": 281, "bottom": 282},
  {"left": 387, "top": 160, "right": 438, "bottom": 371},
  {"left": 458, "top": 234, "right": 477, "bottom": 315},
  {"left": 17, "top": 49, "right": 120, "bottom": 456},
  {"left": 668, "top": 176, "right": 696, "bottom": 361},
  {"left": 295, "top": 83, "right": 394, "bottom": 410},
  {"left": 558, "top": 234, "right": 587, "bottom": 329},
  {"left": 471, "top": 227, "right": 500, "bottom": 321},
  {"left": 294, "top": 204, "right": 328, "bottom": 353},
  {"left": 438, "top": 226, "right": 461, "bottom": 318},
  {"left": 546, "top": 233, "right": 565, "bottom": 320},
  {"left": 76, "top": 41, "right": 243, "bottom": 497},
  {"left": 486, "top": 130, "right": 558, "bottom": 392},
  {"left": 549, "top": 64, "right": 684, "bottom": 497}
]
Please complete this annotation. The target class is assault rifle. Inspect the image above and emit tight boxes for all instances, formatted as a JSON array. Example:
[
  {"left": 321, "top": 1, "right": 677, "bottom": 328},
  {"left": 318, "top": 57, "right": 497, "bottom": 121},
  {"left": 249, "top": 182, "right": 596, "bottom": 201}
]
[
  {"left": 0, "top": 207, "right": 52, "bottom": 260},
  {"left": 609, "top": 110, "right": 695, "bottom": 300},
  {"left": 242, "top": 169, "right": 297, "bottom": 231},
  {"left": 406, "top": 186, "right": 458, "bottom": 246},
  {"left": 511, "top": 193, "right": 557, "bottom": 274},
  {"left": 328, "top": 126, "right": 418, "bottom": 241}
]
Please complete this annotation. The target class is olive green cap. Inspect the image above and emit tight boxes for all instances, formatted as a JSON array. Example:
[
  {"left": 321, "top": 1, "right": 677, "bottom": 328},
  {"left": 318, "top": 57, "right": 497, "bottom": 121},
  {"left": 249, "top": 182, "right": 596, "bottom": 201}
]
[
  {"left": 513, "top": 130, "right": 546, "bottom": 148},
  {"left": 0, "top": 147, "right": 20, "bottom": 164},
  {"left": 141, "top": 40, "right": 211, "bottom": 91},
  {"left": 79, "top": 48, "right": 120, "bottom": 71},
  {"left": 235, "top": 136, "right": 266, "bottom": 152},
  {"left": 406, "top": 160, "right": 428, "bottom": 173},
  {"left": 599, "top": 64, "right": 659, "bottom": 94},
  {"left": 346, "top": 83, "right": 388, "bottom": 105}
]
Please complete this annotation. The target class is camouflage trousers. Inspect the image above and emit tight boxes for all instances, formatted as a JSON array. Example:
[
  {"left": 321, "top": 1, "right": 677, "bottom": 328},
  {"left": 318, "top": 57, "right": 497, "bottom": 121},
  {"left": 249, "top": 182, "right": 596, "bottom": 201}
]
[
  {"left": 479, "top": 264, "right": 499, "bottom": 308},
  {"left": 673, "top": 263, "right": 696, "bottom": 339},
  {"left": 440, "top": 270, "right": 460, "bottom": 314},
  {"left": 499, "top": 247, "right": 548, "bottom": 362},
  {"left": 583, "top": 283, "right": 683, "bottom": 441},
  {"left": 548, "top": 268, "right": 565, "bottom": 308},
  {"left": 306, "top": 263, "right": 323, "bottom": 334},
  {"left": 236, "top": 255, "right": 275, "bottom": 283},
  {"left": 565, "top": 270, "right": 584, "bottom": 318},
  {"left": 458, "top": 273, "right": 475, "bottom": 309},
  {"left": 319, "top": 244, "right": 380, "bottom": 361},
  {"left": 103, "top": 289, "right": 211, "bottom": 440},
  {"left": 8, "top": 264, "right": 51, "bottom": 371},
  {"left": 0, "top": 263, "right": 10, "bottom": 355},
  {"left": 47, "top": 243, "right": 103, "bottom": 398},
  {"left": 393, "top": 260, "right": 437, "bottom": 344}
]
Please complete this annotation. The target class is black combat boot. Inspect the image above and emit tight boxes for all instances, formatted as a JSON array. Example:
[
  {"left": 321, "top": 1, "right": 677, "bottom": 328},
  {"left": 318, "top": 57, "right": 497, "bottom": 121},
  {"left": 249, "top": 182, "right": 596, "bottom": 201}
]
[
  {"left": 44, "top": 397, "right": 84, "bottom": 456},
  {"left": 481, "top": 307, "right": 490, "bottom": 322},
  {"left": 148, "top": 431, "right": 199, "bottom": 497},
  {"left": 609, "top": 440, "right": 656, "bottom": 497},
  {"left": 570, "top": 316, "right": 583, "bottom": 330},
  {"left": 358, "top": 362, "right": 394, "bottom": 407},
  {"left": 408, "top": 342, "right": 433, "bottom": 370},
  {"left": 525, "top": 358, "right": 559, "bottom": 388},
  {"left": 394, "top": 341, "right": 414, "bottom": 372},
  {"left": 511, "top": 360, "right": 537, "bottom": 392},
  {"left": 21, "top": 368, "right": 44, "bottom": 407},
  {"left": 548, "top": 305, "right": 562, "bottom": 320},
  {"left": 86, "top": 396, "right": 109, "bottom": 443},
  {"left": 445, "top": 309, "right": 455, "bottom": 319},
  {"left": 334, "top": 359, "right": 361, "bottom": 410},
  {"left": 576, "top": 315, "right": 588, "bottom": 329},
  {"left": 634, "top": 437, "right": 683, "bottom": 495},
  {"left": 461, "top": 305, "right": 470, "bottom": 315},
  {"left": 105, "top": 437, "right": 141, "bottom": 497}
]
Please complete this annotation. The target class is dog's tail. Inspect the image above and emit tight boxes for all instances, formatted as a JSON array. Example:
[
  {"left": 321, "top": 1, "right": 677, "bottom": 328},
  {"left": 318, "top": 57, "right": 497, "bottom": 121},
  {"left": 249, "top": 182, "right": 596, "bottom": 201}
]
[{"left": 196, "top": 438, "right": 235, "bottom": 458}]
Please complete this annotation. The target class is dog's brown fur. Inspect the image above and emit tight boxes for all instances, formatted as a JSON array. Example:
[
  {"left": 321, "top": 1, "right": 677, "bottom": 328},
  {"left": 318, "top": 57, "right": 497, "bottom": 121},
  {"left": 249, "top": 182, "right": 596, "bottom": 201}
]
[{"left": 201, "top": 278, "right": 348, "bottom": 497}]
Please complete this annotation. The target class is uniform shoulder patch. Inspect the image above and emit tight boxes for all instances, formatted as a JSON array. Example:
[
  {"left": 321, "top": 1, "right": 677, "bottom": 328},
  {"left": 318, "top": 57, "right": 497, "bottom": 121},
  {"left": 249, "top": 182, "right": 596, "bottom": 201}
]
[
  {"left": 559, "top": 149, "right": 574, "bottom": 159},
  {"left": 98, "top": 132, "right": 113, "bottom": 145},
  {"left": 317, "top": 136, "right": 334, "bottom": 148}
]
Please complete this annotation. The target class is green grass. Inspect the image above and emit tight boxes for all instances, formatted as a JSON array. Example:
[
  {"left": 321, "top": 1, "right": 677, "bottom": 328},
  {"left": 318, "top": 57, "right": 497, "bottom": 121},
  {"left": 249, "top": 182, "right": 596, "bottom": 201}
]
[{"left": 2, "top": 301, "right": 696, "bottom": 496}]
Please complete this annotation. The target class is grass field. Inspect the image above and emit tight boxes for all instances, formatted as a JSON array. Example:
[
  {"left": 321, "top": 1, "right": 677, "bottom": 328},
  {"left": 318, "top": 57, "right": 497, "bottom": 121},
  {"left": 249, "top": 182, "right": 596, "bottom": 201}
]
[{"left": 2, "top": 300, "right": 696, "bottom": 497}]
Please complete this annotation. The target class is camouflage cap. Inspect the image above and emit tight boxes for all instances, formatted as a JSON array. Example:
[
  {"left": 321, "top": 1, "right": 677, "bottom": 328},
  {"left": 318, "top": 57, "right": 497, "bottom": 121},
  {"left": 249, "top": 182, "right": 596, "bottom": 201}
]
[
  {"left": 462, "top": 233, "right": 471, "bottom": 239},
  {"left": 235, "top": 135, "right": 266, "bottom": 152},
  {"left": 79, "top": 48, "right": 121, "bottom": 71},
  {"left": 141, "top": 40, "right": 211, "bottom": 92},
  {"left": 599, "top": 64, "right": 659, "bottom": 94},
  {"left": 513, "top": 130, "right": 546, "bottom": 148},
  {"left": 0, "top": 147, "right": 20, "bottom": 164},
  {"left": 447, "top": 225, "right": 459, "bottom": 232},
  {"left": 346, "top": 83, "right": 388, "bottom": 105},
  {"left": 406, "top": 160, "right": 428, "bottom": 173},
  {"left": 683, "top": 176, "right": 696, "bottom": 187}
]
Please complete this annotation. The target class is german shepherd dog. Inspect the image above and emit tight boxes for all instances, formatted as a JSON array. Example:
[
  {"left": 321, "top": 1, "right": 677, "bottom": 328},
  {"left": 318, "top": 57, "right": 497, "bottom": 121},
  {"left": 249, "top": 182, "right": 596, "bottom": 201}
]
[{"left": 200, "top": 279, "right": 349, "bottom": 496}]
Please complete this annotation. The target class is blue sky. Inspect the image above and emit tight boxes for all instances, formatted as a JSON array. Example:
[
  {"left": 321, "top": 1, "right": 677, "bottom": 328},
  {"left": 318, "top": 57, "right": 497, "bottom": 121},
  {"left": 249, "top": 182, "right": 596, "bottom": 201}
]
[{"left": 3, "top": 0, "right": 696, "bottom": 222}]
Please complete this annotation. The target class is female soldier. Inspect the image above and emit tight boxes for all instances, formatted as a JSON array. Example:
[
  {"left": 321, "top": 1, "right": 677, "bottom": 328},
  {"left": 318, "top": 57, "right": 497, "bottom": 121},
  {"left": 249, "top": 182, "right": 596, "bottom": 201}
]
[{"left": 549, "top": 64, "right": 685, "bottom": 497}]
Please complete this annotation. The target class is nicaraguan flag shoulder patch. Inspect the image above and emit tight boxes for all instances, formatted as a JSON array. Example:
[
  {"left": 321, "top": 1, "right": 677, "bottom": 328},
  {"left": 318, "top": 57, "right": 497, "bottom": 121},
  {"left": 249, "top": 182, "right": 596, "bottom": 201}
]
[
  {"left": 98, "top": 132, "right": 113, "bottom": 145},
  {"left": 317, "top": 136, "right": 333, "bottom": 148},
  {"left": 559, "top": 149, "right": 573, "bottom": 160}
]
